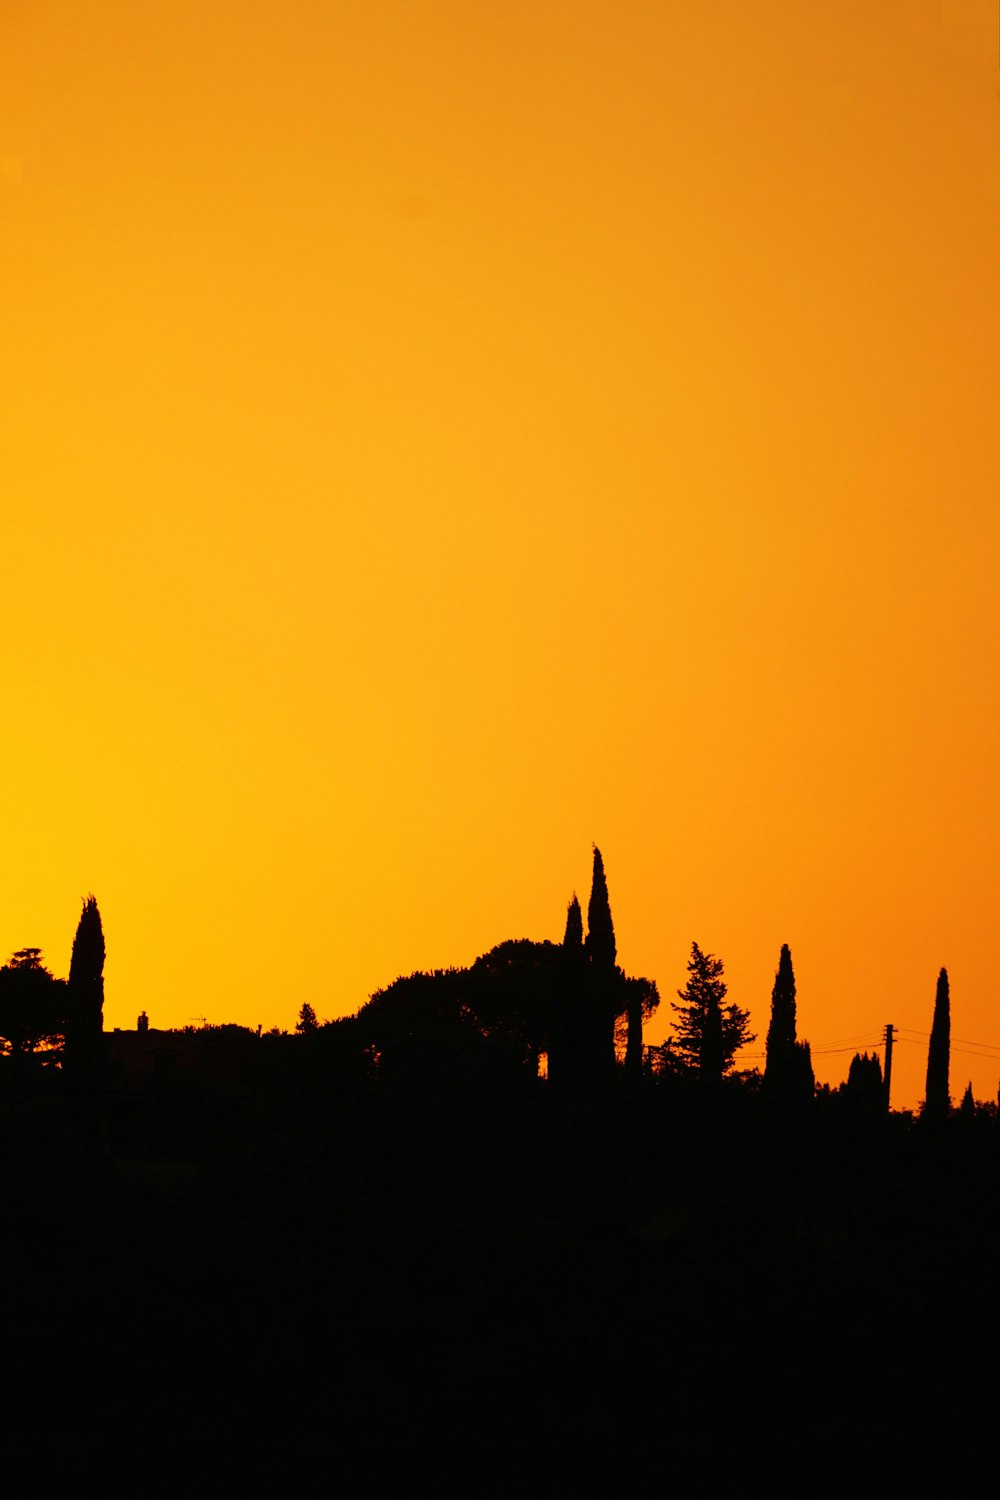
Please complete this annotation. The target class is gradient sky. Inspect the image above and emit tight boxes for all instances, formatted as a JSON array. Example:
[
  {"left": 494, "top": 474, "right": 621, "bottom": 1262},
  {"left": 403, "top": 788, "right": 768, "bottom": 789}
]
[{"left": 3, "top": 1, "right": 999, "bottom": 1107}]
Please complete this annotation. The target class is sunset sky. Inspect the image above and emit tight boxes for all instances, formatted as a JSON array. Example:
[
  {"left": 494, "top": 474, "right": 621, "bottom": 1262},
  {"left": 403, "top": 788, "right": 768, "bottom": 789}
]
[{"left": 3, "top": 1, "right": 999, "bottom": 1107}]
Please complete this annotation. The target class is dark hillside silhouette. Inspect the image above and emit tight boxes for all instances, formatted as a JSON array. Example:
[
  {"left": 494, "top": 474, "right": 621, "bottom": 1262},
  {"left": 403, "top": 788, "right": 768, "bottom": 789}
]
[{"left": 4, "top": 870, "right": 1000, "bottom": 1486}]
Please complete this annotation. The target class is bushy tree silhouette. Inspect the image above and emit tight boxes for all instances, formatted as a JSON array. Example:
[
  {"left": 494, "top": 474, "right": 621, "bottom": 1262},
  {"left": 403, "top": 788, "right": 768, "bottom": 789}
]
[
  {"left": 847, "top": 1050, "right": 882, "bottom": 1095},
  {"left": 924, "top": 967, "right": 951, "bottom": 1123},
  {"left": 844, "top": 1051, "right": 883, "bottom": 1122},
  {"left": 670, "top": 942, "right": 754, "bottom": 1084},
  {"left": 0, "top": 949, "right": 67, "bottom": 1061}
]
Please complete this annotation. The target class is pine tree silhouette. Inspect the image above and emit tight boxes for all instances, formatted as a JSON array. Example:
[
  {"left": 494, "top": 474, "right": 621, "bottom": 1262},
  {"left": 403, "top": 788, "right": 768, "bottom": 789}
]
[
  {"left": 585, "top": 846, "right": 616, "bottom": 968},
  {"left": 670, "top": 942, "right": 754, "bottom": 1084},
  {"left": 563, "top": 894, "right": 583, "bottom": 948},
  {"left": 924, "top": 967, "right": 951, "bottom": 1123}
]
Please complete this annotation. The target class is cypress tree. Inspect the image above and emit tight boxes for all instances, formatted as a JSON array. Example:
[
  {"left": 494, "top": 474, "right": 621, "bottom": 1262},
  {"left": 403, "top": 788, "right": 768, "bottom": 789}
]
[
  {"left": 793, "top": 1038, "right": 815, "bottom": 1095},
  {"left": 563, "top": 894, "right": 583, "bottom": 948},
  {"left": 924, "top": 967, "right": 951, "bottom": 1123},
  {"left": 567, "top": 846, "right": 617, "bottom": 1088},
  {"left": 765, "top": 943, "right": 796, "bottom": 1070},
  {"left": 68, "top": 896, "right": 105, "bottom": 1019},
  {"left": 585, "top": 846, "right": 616, "bottom": 969},
  {"left": 65, "top": 895, "right": 106, "bottom": 1092},
  {"left": 623, "top": 974, "right": 653, "bottom": 1086},
  {"left": 764, "top": 943, "right": 813, "bottom": 1103},
  {"left": 62, "top": 894, "right": 105, "bottom": 1122}
]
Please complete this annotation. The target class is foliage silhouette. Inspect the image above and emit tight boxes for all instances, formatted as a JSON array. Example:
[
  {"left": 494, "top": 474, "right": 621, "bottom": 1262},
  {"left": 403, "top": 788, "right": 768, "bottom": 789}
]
[
  {"left": 843, "top": 1050, "right": 884, "bottom": 1122},
  {"left": 354, "top": 965, "right": 523, "bottom": 1090},
  {"left": 350, "top": 914, "right": 659, "bottom": 1096},
  {"left": 847, "top": 1049, "right": 882, "bottom": 1094}
]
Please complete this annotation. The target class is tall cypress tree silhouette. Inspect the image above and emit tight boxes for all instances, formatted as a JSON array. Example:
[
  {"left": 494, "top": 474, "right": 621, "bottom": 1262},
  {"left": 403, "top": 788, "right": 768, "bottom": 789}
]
[
  {"left": 585, "top": 846, "right": 616, "bottom": 968},
  {"left": 568, "top": 846, "right": 616, "bottom": 1087},
  {"left": 924, "top": 967, "right": 951, "bottom": 1123},
  {"left": 764, "top": 943, "right": 813, "bottom": 1102},
  {"left": 551, "top": 893, "right": 584, "bottom": 1090},
  {"left": 766, "top": 943, "right": 796, "bottom": 1068},
  {"left": 65, "top": 895, "right": 105, "bottom": 1076},
  {"left": 563, "top": 893, "right": 583, "bottom": 948}
]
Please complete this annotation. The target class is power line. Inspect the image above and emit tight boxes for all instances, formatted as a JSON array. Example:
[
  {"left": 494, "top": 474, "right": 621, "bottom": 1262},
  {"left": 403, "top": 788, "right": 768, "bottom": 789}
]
[
  {"left": 896, "top": 1028, "right": 1000, "bottom": 1057},
  {"left": 809, "top": 1031, "right": 885, "bottom": 1049},
  {"left": 811, "top": 1043, "right": 884, "bottom": 1056}
]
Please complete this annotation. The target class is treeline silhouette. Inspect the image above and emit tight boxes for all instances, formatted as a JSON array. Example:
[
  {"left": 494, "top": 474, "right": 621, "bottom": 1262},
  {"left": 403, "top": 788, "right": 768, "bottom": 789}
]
[
  {"left": 2, "top": 855, "right": 991, "bottom": 1131},
  {"left": 3, "top": 859, "right": 1000, "bottom": 1484}
]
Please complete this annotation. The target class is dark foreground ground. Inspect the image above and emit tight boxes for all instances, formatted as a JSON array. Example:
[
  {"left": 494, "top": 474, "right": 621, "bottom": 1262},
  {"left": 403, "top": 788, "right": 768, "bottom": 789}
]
[{"left": 2, "top": 1083, "right": 998, "bottom": 1489}]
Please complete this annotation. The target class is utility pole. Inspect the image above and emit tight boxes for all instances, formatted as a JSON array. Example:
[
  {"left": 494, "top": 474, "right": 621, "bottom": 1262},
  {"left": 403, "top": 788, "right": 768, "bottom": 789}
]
[{"left": 883, "top": 1023, "right": 895, "bottom": 1113}]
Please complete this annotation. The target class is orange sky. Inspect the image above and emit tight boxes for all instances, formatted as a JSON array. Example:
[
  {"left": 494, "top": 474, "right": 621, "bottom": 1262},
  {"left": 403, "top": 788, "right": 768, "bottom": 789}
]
[{"left": 2, "top": 1, "right": 999, "bottom": 1107}]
